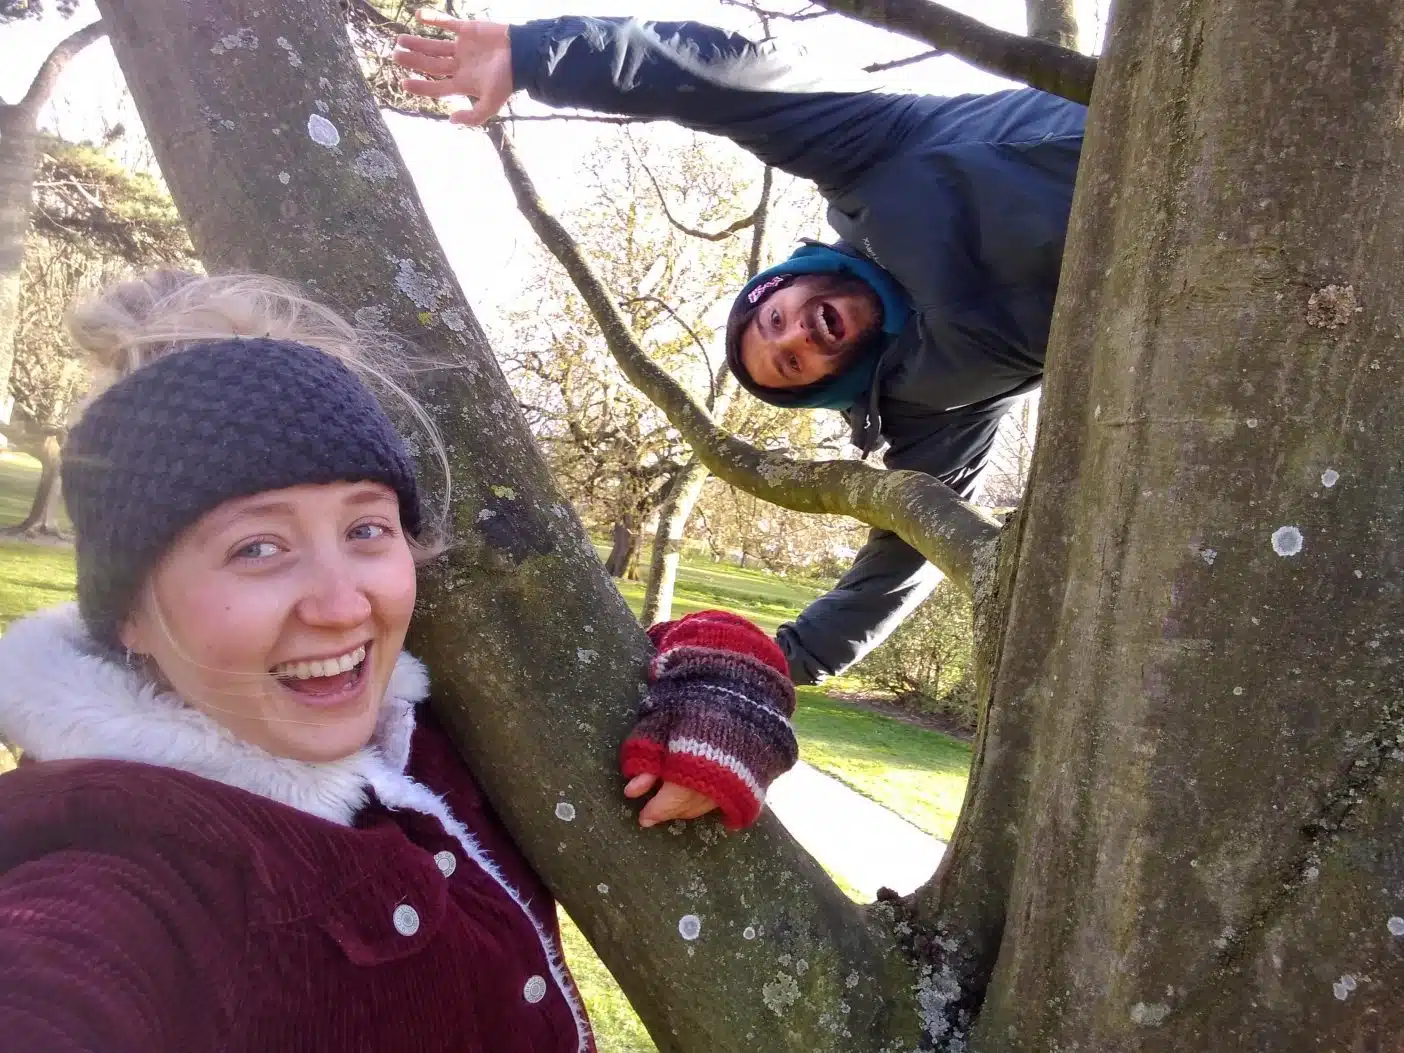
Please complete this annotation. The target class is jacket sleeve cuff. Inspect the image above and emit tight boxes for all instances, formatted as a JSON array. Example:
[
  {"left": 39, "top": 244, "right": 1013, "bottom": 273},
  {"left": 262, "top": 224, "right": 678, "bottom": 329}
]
[{"left": 507, "top": 20, "right": 554, "bottom": 101}]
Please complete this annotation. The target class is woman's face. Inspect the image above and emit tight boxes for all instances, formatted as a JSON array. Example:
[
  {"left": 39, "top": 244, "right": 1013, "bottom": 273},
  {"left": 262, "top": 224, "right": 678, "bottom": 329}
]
[{"left": 121, "top": 481, "right": 418, "bottom": 763}]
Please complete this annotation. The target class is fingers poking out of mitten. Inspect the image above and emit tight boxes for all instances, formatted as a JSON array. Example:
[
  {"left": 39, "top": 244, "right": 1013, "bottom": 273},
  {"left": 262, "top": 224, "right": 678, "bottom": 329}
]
[{"left": 621, "top": 610, "right": 798, "bottom": 830}]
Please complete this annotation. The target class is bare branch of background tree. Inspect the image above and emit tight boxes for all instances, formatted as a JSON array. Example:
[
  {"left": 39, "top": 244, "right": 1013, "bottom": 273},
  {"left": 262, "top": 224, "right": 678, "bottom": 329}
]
[
  {"left": 620, "top": 294, "right": 719, "bottom": 409},
  {"left": 1025, "top": 0, "right": 1080, "bottom": 49},
  {"left": 748, "top": 166, "right": 774, "bottom": 279},
  {"left": 813, "top": 0, "right": 1095, "bottom": 103},
  {"left": 342, "top": 0, "right": 414, "bottom": 38},
  {"left": 635, "top": 153, "right": 758, "bottom": 242},
  {"left": 488, "top": 121, "right": 999, "bottom": 594},
  {"left": 13, "top": 19, "right": 107, "bottom": 116},
  {"left": 717, "top": 0, "right": 832, "bottom": 23}
]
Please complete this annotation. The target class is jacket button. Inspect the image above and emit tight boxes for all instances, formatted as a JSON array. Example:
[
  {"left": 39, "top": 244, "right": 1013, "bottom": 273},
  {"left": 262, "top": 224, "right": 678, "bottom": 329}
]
[
  {"left": 523, "top": 975, "right": 548, "bottom": 1004},
  {"left": 434, "top": 850, "right": 457, "bottom": 877},
  {"left": 392, "top": 904, "right": 420, "bottom": 936}
]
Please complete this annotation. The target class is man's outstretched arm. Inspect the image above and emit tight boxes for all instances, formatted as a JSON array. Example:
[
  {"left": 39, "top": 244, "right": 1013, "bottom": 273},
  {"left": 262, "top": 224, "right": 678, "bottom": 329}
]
[{"left": 396, "top": 12, "right": 932, "bottom": 198}]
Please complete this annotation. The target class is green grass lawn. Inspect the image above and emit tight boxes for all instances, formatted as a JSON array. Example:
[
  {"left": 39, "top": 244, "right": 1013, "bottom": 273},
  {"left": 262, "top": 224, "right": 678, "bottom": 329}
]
[
  {"left": 793, "top": 687, "right": 971, "bottom": 841},
  {"left": 0, "top": 457, "right": 970, "bottom": 1051}
]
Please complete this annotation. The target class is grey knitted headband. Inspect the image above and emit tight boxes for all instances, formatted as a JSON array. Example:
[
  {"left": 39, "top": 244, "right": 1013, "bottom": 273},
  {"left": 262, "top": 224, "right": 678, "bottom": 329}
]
[{"left": 61, "top": 338, "right": 423, "bottom": 648}]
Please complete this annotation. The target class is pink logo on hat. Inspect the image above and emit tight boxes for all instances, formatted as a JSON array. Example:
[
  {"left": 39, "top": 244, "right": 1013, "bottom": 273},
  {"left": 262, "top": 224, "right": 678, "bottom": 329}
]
[{"left": 746, "top": 275, "right": 790, "bottom": 305}]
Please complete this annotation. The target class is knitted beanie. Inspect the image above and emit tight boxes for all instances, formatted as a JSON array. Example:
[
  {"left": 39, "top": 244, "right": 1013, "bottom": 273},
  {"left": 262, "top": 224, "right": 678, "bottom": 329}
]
[
  {"left": 62, "top": 338, "right": 422, "bottom": 649},
  {"left": 620, "top": 610, "right": 798, "bottom": 830}
]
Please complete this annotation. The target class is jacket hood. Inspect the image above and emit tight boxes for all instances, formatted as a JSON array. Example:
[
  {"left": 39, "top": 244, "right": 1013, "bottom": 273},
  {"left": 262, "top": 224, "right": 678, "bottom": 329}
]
[
  {"left": 0, "top": 603, "right": 431, "bottom": 826},
  {"left": 725, "top": 241, "right": 912, "bottom": 411}
]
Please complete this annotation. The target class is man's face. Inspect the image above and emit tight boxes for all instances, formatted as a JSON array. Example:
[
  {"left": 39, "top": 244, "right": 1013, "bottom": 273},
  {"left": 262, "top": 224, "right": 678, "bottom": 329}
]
[{"left": 739, "top": 275, "right": 882, "bottom": 391}]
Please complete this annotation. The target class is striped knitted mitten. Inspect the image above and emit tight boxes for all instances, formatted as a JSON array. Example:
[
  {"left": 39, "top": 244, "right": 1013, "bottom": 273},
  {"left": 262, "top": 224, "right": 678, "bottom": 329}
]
[{"left": 620, "top": 610, "right": 798, "bottom": 830}]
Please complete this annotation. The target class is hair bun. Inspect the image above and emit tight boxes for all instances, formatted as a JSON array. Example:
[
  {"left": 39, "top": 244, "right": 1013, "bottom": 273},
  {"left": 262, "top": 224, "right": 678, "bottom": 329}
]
[{"left": 65, "top": 268, "right": 203, "bottom": 382}]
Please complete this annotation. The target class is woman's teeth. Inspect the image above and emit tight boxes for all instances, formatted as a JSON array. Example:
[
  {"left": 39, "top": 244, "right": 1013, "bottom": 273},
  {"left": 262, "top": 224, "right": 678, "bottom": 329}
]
[{"left": 272, "top": 645, "right": 367, "bottom": 680}]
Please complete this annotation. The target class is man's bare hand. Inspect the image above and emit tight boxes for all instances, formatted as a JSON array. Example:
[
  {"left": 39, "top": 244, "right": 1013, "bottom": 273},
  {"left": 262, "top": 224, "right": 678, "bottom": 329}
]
[{"left": 392, "top": 10, "right": 513, "bottom": 127}]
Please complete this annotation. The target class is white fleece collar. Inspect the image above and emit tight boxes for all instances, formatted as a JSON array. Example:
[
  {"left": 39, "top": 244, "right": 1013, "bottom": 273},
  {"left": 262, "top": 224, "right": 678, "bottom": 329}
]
[{"left": 0, "top": 604, "right": 431, "bottom": 826}]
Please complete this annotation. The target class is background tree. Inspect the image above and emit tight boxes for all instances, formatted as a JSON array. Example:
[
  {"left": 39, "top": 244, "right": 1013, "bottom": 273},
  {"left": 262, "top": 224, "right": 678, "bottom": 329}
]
[
  {"left": 0, "top": 8, "right": 104, "bottom": 404},
  {"left": 88, "top": 0, "right": 1404, "bottom": 1050},
  {"left": 1025, "top": 0, "right": 1078, "bottom": 49},
  {"left": 6, "top": 135, "right": 191, "bottom": 538}
]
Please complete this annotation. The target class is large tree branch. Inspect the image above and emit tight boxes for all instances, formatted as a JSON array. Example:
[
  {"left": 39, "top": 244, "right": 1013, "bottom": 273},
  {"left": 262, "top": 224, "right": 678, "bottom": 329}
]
[
  {"left": 15, "top": 19, "right": 106, "bottom": 117},
  {"left": 489, "top": 122, "right": 999, "bottom": 594},
  {"left": 813, "top": 0, "right": 1095, "bottom": 103}
]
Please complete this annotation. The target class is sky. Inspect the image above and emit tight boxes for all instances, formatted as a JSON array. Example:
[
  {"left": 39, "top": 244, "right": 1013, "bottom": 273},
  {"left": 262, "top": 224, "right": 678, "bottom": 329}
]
[{"left": 3, "top": 0, "right": 1107, "bottom": 329}]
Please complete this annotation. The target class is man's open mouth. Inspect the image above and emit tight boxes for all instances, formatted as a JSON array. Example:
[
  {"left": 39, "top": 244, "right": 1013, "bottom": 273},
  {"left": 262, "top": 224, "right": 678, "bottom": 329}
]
[{"left": 813, "top": 300, "right": 846, "bottom": 349}]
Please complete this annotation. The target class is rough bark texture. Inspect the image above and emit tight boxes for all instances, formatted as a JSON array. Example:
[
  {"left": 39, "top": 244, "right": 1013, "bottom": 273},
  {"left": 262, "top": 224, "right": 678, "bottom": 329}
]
[
  {"left": 0, "top": 19, "right": 106, "bottom": 403},
  {"left": 94, "top": 2, "right": 922, "bottom": 1049},
  {"left": 4, "top": 431, "right": 65, "bottom": 538},
  {"left": 489, "top": 125, "right": 1001, "bottom": 599},
  {"left": 1025, "top": 0, "right": 1078, "bottom": 49},
  {"left": 640, "top": 455, "right": 710, "bottom": 625},
  {"left": 923, "top": 0, "right": 1404, "bottom": 1047},
  {"left": 813, "top": 0, "right": 1095, "bottom": 103}
]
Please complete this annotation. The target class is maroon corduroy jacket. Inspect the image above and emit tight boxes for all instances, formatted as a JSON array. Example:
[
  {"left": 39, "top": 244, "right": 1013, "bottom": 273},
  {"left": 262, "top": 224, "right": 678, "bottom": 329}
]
[{"left": 0, "top": 605, "right": 594, "bottom": 1053}]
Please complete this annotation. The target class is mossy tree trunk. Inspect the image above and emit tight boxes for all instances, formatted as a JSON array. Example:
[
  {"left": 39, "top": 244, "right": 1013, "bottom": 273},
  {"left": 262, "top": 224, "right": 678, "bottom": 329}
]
[{"left": 915, "top": 0, "right": 1404, "bottom": 1046}]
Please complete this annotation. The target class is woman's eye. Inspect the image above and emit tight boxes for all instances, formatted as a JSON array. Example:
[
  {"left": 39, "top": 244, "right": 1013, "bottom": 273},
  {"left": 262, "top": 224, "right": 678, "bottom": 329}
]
[
  {"left": 234, "top": 540, "right": 281, "bottom": 561},
  {"left": 769, "top": 309, "right": 781, "bottom": 328},
  {"left": 349, "top": 522, "right": 389, "bottom": 542}
]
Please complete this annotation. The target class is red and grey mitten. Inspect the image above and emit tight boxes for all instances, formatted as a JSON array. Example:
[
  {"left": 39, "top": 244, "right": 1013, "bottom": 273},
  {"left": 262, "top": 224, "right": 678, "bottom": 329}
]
[{"left": 620, "top": 610, "right": 798, "bottom": 830}]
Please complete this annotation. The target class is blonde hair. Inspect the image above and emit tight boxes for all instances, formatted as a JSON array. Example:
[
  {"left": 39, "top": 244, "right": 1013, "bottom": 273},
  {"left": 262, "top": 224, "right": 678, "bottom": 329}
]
[{"left": 66, "top": 270, "right": 451, "bottom": 553}]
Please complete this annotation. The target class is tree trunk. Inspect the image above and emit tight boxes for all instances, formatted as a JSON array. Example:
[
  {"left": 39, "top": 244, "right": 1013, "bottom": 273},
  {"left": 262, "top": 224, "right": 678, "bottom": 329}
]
[
  {"left": 914, "top": 0, "right": 1404, "bottom": 1047},
  {"left": 94, "top": 1, "right": 921, "bottom": 1049},
  {"left": 0, "top": 20, "right": 106, "bottom": 403},
  {"left": 5, "top": 432, "right": 65, "bottom": 538},
  {"left": 1025, "top": 0, "right": 1079, "bottom": 50},
  {"left": 603, "top": 515, "right": 636, "bottom": 578},
  {"left": 640, "top": 456, "right": 710, "bottom": 625}
]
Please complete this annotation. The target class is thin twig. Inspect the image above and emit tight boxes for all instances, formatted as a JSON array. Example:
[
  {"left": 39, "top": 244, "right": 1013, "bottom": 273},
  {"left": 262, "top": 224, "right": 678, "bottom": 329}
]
[
  {"left": 622, "top": 295, "right": 718, "bottom": 409},
  {"left": 863, "top": 49, "right": 944, "bottom": 73},
  {"left": 717, "top": 0, "right": 832, "bottom": 23},
  {"left": 635, "top": 152, "right": 758, "bottom": 242}
]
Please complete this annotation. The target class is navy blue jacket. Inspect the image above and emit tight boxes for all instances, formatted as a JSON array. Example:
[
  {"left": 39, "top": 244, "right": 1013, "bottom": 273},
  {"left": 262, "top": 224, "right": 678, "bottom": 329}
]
[{"left": 511, "top": 16, "right": 1087, "bottom": 683}]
